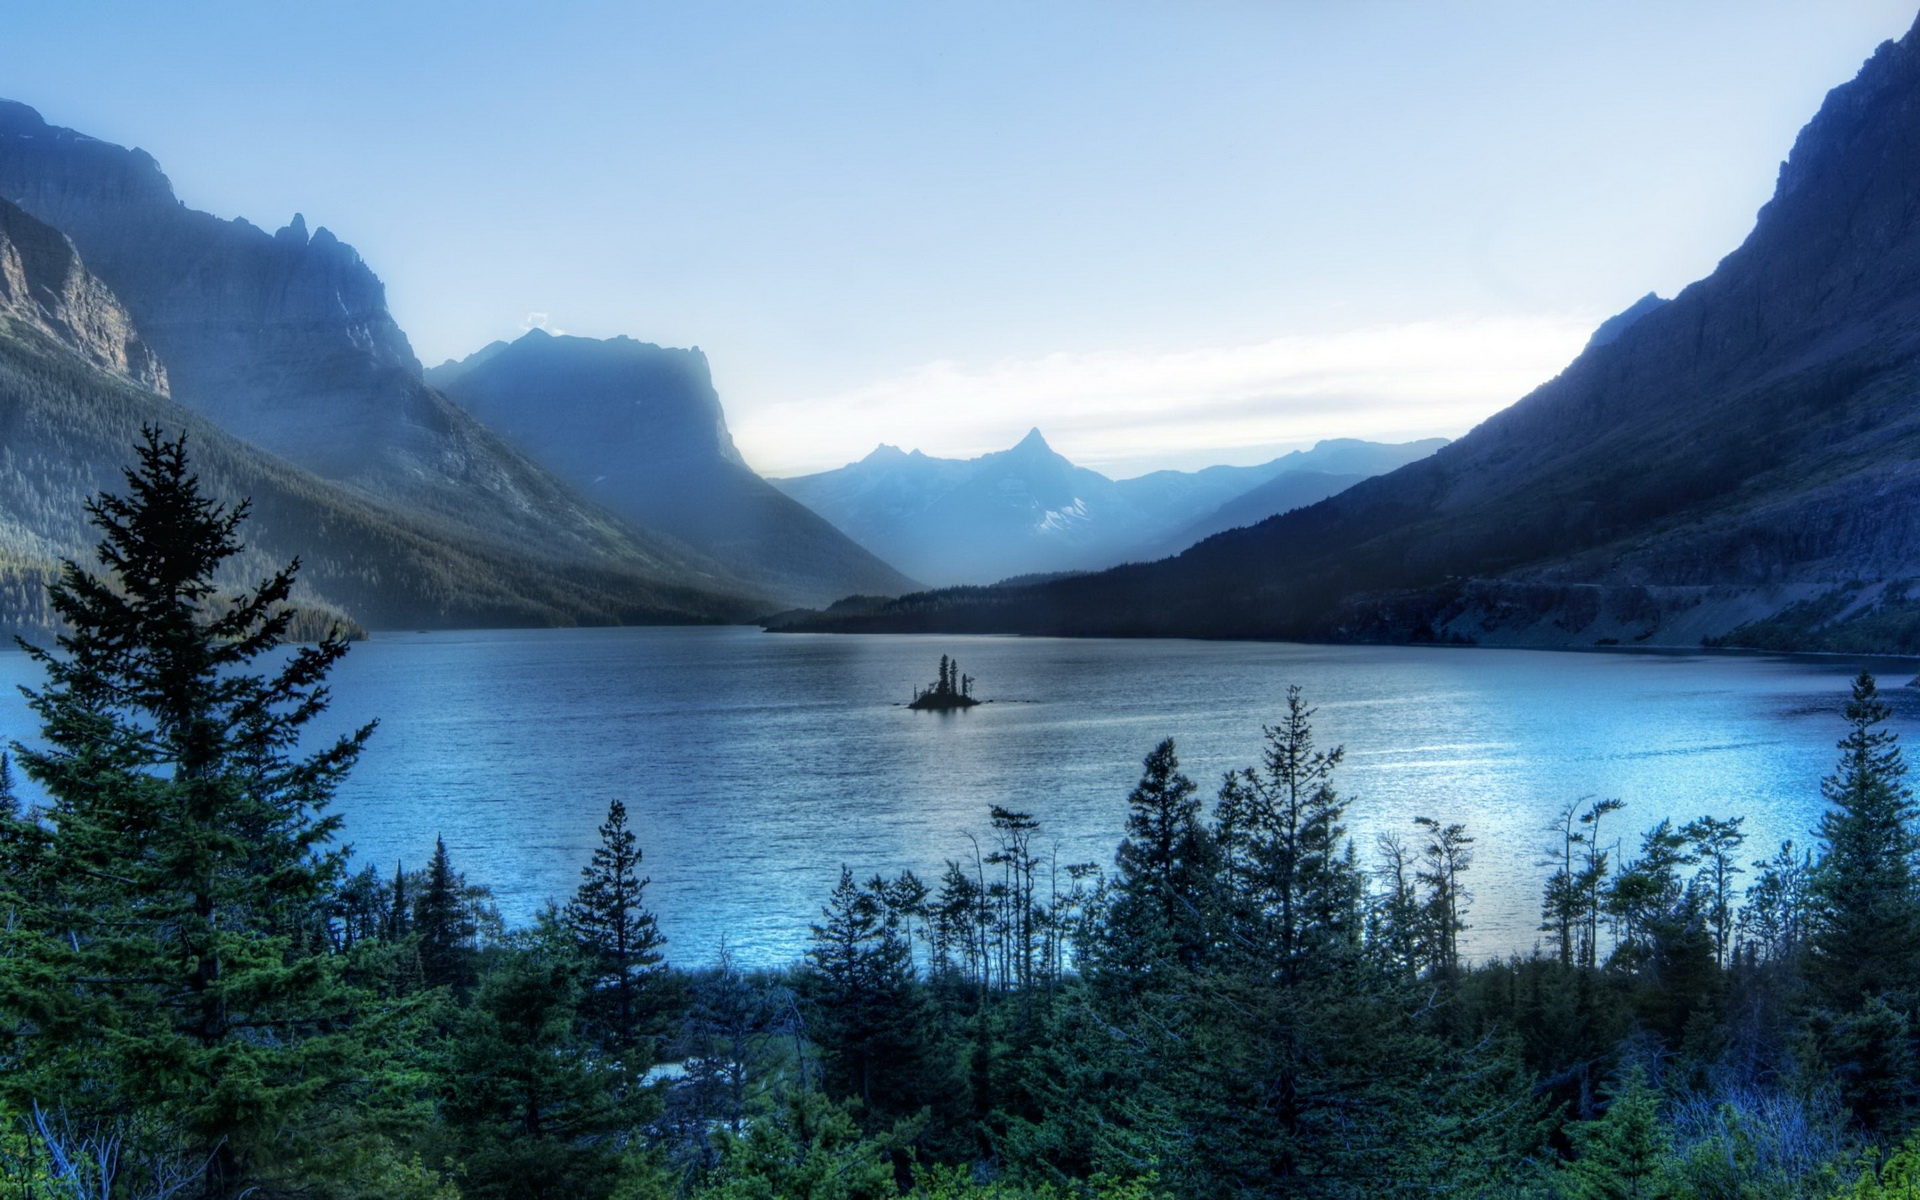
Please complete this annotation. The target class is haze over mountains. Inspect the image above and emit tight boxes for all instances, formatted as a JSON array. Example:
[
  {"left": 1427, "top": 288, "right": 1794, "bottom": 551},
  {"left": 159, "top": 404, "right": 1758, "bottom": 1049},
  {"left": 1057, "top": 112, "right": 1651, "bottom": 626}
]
[
  {"left": 774, "top": 431, "right": 1444, "bottom": 586},
  {"left": 772, "top": 13, "right": 1920, "bottom": 653}
]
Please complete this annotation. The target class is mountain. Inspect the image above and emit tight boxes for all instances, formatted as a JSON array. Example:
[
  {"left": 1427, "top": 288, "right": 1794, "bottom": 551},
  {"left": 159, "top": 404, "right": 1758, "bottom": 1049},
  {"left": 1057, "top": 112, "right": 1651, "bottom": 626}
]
[
  {"left": 772, "top": 430, "right": 1443, "bottom": 586},
  {"left": 426, "top": 330, "right": 917, "bottom": 606},
  {"left": 0, "top": 196, "right": 762, "bottom": 640},
  {"left": 0, "top": 100, "right": 760, "bottom": 611},
  {"left": 1583, "top": 291, "right": 1667, "bottom": 352},
  {"left": 1164, "top": 470, "right": 1370, "bottom": 550},
  {"left": 771, "top": 15, "right": 1920, "bottom": 653},
  {"left": 1152, "top": 438, "right": 1448, "bottom": 551}
]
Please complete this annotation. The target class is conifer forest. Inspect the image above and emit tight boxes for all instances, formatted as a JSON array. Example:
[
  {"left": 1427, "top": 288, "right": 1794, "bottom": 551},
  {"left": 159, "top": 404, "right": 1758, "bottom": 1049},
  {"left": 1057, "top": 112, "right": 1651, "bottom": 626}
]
[{"left": 10, "top": 438, "right": 1920, "bottom": 1200}]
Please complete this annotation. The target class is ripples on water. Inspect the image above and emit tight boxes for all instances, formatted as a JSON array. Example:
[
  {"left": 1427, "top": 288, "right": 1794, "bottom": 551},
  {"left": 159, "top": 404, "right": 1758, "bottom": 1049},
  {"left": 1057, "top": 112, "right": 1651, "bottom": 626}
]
[{"left": 1, "top": 627, "right": 1913, "bottom": 967}]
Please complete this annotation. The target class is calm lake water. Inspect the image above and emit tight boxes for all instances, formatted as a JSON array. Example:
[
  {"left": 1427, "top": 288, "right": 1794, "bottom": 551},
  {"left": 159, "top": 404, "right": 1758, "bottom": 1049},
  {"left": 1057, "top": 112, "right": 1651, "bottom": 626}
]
[{"left": 1, "top": 627, "right": 1914, "bottom": 967}]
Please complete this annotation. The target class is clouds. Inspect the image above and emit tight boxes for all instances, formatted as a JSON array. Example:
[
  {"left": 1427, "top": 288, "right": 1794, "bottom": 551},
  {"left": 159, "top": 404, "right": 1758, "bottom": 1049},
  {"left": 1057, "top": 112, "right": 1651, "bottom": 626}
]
[{"left": 735, "top": 314, "right": 1595, "bottom": 479}]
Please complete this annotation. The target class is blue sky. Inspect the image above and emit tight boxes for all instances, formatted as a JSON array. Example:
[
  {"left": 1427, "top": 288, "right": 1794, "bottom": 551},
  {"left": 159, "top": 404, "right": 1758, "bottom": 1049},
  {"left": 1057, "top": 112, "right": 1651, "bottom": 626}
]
[{"left": 8, "top": 2, "right": 1916, "bottom": 475}]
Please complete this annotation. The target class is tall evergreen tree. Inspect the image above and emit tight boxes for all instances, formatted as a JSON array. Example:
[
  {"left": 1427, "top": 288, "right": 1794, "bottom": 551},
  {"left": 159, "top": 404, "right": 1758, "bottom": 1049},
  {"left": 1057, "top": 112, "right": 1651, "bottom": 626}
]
[
  {"left": 0, "top": 428, "right": 376, "bottom": 1198},
  {"left": 1809, "top": 671, "right": 1920, "bottom": 1005},
  {"left": 1681, "top": 816, "right": 1745, "bottom": 969},
  {"left": 1739, "top": 840, "right": 1812, "bottom": 968},
  {"left": 388, "top": 860, "right": 411, "bottom": 941},
  {"left": 564, "top": 798, "right": 667, "bottom": 1055},
  {"left": 1213, "top": 686, "right": 1361, "bottom": 980},
  {"left": 1413, "top": 815, "right": 1473, "bottom": 978},
  {"left": 806, "top": 867, "right": 945, "bottom": 1123},
  {"left": 416, "top": 836, "right": 479, "bottom": 992},
  {"left": 1091, "top": 739, "right": 1214, "bottom": 985}
]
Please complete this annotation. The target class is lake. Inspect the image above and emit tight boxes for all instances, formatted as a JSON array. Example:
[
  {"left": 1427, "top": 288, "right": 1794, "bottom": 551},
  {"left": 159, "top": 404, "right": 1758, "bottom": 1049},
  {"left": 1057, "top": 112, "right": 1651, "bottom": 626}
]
[{"left": 1, "top": 627, "right": 1912, "bottom": 967}]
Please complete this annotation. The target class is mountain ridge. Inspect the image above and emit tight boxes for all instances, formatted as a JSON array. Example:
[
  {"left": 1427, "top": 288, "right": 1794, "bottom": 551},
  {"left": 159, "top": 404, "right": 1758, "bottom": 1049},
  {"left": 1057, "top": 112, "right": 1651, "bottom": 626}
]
[
  {"left": 769, "top": 15, "right": 1920, "bottom": 652},
  {"left": 0, "top": 221, "right": 767, "bottom": 640},
  {"left": 0, "top": 100, "right": 774, "bottom": 618}
]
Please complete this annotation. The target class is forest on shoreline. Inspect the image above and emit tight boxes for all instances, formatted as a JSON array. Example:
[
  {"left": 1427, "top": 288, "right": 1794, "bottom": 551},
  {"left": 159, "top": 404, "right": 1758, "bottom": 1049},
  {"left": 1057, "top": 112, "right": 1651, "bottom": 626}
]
[{"left": 8, "top": 435, "right": 1920, "bottom": 1199}]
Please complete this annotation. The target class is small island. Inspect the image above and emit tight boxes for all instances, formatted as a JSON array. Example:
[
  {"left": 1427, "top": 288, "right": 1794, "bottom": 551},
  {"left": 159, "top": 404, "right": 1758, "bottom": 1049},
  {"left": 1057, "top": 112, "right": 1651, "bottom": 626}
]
[{"left": 909, "top": 654, "right": 980, "bottom": 710}]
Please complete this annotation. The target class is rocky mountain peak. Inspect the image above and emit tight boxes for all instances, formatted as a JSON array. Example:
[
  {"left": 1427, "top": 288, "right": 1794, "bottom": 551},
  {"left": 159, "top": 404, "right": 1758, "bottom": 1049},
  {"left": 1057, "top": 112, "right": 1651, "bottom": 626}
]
[
  {"left": 1583, "top": 292, "right": 1668, "bottom": 352},
  {"left": 0, "top": 100, "right": 48, "bottom": 137},
  {"left": 0, "top": 102, "right": 426, "bottom": 473}
]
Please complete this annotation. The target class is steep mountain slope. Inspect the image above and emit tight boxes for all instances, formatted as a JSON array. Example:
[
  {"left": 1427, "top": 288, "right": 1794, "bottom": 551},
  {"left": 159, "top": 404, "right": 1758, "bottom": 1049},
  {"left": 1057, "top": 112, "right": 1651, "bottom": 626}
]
[
  {"left": 773, "top": 431, "right": 1442, "bottom": 585},
  {"left": 1152, "top": 437, "right": 1447, "bottom": 551},
  {"left": 775, "top": 15, "right": 1920, "bottom": 651},
  {"left": 0, "top": 197, "right": 762, "bottom": 639},
  {"left": 0, "top": 100, "right": 751, "bottom": 604},
  {"left": 1163, "top": 470, "right": 1370, "bottom": 550},
  {"left": 427, "top": 330, "right": 916, "bottom": 606}
]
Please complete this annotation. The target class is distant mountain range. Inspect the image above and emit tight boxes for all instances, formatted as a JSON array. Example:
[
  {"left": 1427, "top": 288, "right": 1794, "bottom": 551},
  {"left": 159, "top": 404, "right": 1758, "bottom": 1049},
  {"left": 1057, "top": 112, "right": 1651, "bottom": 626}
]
[
  {"left": 772, "top": 430, "right": 1444, "bottom": 586},
  {"left": 771, "top": 14, "right": 1920, "bottom": 654},
  {"left": 428, "top": 331, "right": 915, "bottom": 606}
]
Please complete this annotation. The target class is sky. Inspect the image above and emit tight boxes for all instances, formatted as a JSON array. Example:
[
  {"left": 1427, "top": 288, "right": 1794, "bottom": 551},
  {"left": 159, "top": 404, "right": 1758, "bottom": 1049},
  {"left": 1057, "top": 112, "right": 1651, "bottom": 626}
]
[{"left": 6, "top": 2, "right": 1917, "bottom": 477}]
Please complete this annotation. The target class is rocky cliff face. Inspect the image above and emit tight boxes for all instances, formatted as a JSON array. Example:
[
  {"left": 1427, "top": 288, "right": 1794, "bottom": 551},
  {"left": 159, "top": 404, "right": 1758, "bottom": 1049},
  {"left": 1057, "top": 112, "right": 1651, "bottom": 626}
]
[
  {"left": 0, "top": 102, "right": 415, "bottom": 470},
  {"left": 779, "top": 14, "right": 1920, "bottom": 651},
  {"left": 0, "top": 197, "right": 164, "bottom": 391},
  {"left": 430, "top": 330, "right": 918, "bottom": 606}
]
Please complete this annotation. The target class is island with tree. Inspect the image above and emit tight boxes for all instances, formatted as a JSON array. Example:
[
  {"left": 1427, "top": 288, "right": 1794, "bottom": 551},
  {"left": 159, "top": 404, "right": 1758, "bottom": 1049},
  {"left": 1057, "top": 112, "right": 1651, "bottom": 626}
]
[{"left": 909, "top": 654, "right": 979, "bottom": 710}]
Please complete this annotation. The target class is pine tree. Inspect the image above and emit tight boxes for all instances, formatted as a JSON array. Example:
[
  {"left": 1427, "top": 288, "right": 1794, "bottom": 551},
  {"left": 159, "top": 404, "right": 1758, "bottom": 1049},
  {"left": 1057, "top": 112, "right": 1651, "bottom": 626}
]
[
  {"left": 1413, "top": 815, "right": 1473, "bottom": 978},
  {"left": 437, "top": 924, "right": 639, "bottom": 1200},
  {"left": 1213, "top": 686, "right": 1362, "bottom": 980},
  {"left": 0, "top": 428, "right": 376, "bottom": 1197},
  {"left": 1091, "top": 738, "right": 1214, "bottom": 985},
  {"left": 806, "top": 867, "right": 941, "bottom": 1121},
  {"left": 564, "top": 798, "right": 666, "bottom": 1056},
  {"left": 388, "top": 860, "right": 411, "bottom": 941},
  {"left": 1681, "top": 816, "right": 1745, "bottom": 969},
  {"left": 1738, "top": 840, "right": 1811, "bottom": 967},
  {"left": 1561, "top": 1067, "right": 1675, "bottom": 1199},
  {"left": 1809, "top": 671, "right": 1920, "bottom": 1005},
  {"left": 1541, "top": 802, "right": 1588, "bottom": 968},
  {"left": 416, "top": 836, "right": 479, "bottom": 992}
]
